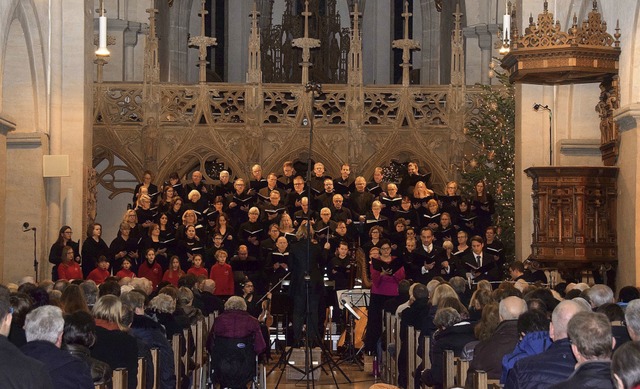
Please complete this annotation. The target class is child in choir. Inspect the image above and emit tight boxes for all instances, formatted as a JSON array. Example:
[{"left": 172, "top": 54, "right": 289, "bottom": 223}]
[
  {"left": 86, "top": 255, "right": 110, "bottom": 284},
  {"left": 209, "top": 249, "right": 234, "bottom": 299},
  {"left": 187, "top": 253, "right": 209, "bottom": 278},
  {"left": 329, "top": 241, "right": 353, "bottom": 291},
  {"left": 115, "top": 257, "right": 135, "bottom": 279},
  {"left": 163, "top": 255, "right": 185, "bottom": 287},
  {"left": 57, "top": 246, "right": 83, "bottom": 281},
  {"left": 138, "top": 248, "right": 163, "bottom": 290}
]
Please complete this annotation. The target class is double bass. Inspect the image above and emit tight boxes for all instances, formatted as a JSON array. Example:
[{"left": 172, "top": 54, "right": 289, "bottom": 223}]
[{"left": 337, "top": 248, "right": 369, "bottom": 349}]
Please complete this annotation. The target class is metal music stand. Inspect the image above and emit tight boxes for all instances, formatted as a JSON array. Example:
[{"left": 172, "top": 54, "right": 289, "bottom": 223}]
[{"left": 335, "top": 289, "right": 370, "bottom": 367}]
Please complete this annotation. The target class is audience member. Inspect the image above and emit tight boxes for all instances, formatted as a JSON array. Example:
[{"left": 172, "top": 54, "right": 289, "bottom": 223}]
[
  {"left": 466, "top": 296, "right": 527, "bottom": 385},
  {"left": 549, "top": 311, "right": 614, "bottom": 389},
  {"left": 0, "top": 284, "right": 53, "bottom": 388},
  {"left": 62, "top": 311, "right": 112, "bottom": 387},
  {"left": 21, "top": 305, "right": 93, "bottom": 388},
  {"left": 505, "top": 299, "right": 589, "bottom": 389}
]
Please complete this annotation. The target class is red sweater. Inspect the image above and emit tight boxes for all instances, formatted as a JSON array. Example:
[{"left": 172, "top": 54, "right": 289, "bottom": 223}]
[
  {"left": 138, "top": 261, "right": 163, "bottom": 290},
  {"left": 58, "top": 261, "right": 83, "bottom": 281},
  {"left": 187, "top": 267, "right": 209, "bottom": 278},
  {"left": 209, "top": 263, "right": 234, "bottom": 296},
  {"left": 87, "top": 268, "right": 110, "bottom": 285},
  {"left": 116, "top": 269, "right": 136, "bottom": 279},
  {"left": 163, "top": 269, "right": 185, "bottom": 287}
]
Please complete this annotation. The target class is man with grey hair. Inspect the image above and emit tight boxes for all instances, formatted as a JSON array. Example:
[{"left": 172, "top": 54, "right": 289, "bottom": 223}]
[
  {"left": 624, "top": 299, "right": 640, "bottom": 341},
  {"left": 21, "top": 305, "right": 93, "bottom": 388},
  {"left": 80, "top": 280, "right": 99, "bottom": 308},
  {"left": 468, "top": 296, "right": 527, "bottom": 383},
  {"left": 506, "top": 299, "right": 590, "bottom": 389},
  {"left": 0, "top": 284, "right": 53, "bottom": 388},
  {"left": 198, "top": 279, "right": 224, "bottom": 316},
  {"left": 584, "top": 284, "right": 615, "bottom": 309},
  {"left": 548, "top": 311, "right": 615, "bottom": 389}
]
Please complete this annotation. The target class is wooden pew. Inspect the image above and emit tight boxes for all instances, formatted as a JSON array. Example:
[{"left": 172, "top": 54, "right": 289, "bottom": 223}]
[
  {"left": 443, "top": 350, "right": 455, "bottom": 389},
  {"left": 456, "top": 357, "right": 469, "bottom": 388},
  {"left": 473, "top": 370, "right": 502, "bottom": 389},
  {"left": 383, "top": 311, "right": 392, "bottom": 383},
  {"left": 407, "top": 325, "right": 417, "bottom": 389},
  {"left": 393, "top": 313, "right": 401, "bottom": 385},
  {"left": 137, "top": 356, "right": 146, "bottom": 389},
  {"left": 150, "top": 348, "right": 159, "bottom": 389},
  {"left": 172, "top": 333, "right": 182, "bottom": 389},
  {"left": 112, "top": 368, "right": 128, "bottom": 389}
]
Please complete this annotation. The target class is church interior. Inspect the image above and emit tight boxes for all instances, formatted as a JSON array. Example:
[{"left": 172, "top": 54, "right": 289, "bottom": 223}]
[
  {"left": 1, "top": 0, "right": 637, "bottom": 289},
  {"left": 2, "top": 0, "right": 640, "bottom": 388}
]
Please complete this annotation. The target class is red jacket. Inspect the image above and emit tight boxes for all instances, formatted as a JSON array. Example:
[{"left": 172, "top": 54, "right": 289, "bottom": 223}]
[
  {"left": 115, "top": 269, "right": 136, "bottom": 279},
  {"left": 138, "top": 261, "right": 163, "bottom": 290},
  {"left": 87, "top": 268, "right": 110, "bottom": 284},
  {"left": 163, "top": 269, "right": 185, "bottom": 287},
  {"left": 58, "top": 261, "right": 83, "bottom": 281},
  {"left": 187, "top": 267, "right": 208, "bottom": 278},
  {"left": 209, "top": 263, "right": 234, "bottom": 296}
]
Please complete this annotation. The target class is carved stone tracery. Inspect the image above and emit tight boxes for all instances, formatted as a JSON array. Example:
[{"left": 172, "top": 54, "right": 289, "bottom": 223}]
[{"left": 93, "top": 2, "right": 482, "bottom": 196}]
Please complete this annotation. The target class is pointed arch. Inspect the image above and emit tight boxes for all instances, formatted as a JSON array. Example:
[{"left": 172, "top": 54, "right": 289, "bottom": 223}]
[{"left": 0, "top": 0, "right": 47, "bottom": 131}]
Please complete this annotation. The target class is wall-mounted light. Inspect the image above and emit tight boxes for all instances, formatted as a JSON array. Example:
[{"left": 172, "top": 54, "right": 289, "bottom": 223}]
[{"left": 95, "top": 0, "right": 110, "bottom": 57}]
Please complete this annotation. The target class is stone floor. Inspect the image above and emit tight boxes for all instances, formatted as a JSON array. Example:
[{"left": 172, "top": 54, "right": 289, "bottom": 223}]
[{"left": 263, "top": 346, "right": 381, "bottom": 389}]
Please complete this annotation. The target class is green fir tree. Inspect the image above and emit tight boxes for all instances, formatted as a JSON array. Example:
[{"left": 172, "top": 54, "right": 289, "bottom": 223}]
[{"left": 461, "top": 72, "right": 516, "bottom": 262}]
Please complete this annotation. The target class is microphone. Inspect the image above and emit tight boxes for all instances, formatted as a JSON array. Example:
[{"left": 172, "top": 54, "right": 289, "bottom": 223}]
[{"left": 533, "top": 103, "right": 549, "bottom": 112}]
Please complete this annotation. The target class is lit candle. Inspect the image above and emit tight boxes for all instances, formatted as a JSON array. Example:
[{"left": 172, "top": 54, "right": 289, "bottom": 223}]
[
  {"left": 96, "top": 1, "right": 110, "bottom": 56},
  {"left": 503, "top": 2, "right": 511, "bottom": 44}
]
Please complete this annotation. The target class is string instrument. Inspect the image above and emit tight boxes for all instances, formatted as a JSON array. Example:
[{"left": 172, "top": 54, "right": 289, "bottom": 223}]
[
  {"left": 258, "top": 297, "right": 274, "bottom": 328},
  {"left": 355, "top": 247, "right": 372, "bottom": 289}
]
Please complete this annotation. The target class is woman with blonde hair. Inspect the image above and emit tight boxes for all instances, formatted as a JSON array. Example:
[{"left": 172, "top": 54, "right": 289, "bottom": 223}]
[
  {"left": 430, "top": 283, "right": 459, "bottom": 307},
  {"left": 411, "top": 181, "right": 435, "bottom": 210},
  {"left": 91, "top": 295, "right": 138, "bottom": 388}
]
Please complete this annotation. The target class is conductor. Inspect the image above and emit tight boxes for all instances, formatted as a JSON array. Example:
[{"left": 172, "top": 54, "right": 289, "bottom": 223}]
[{"left": 288, "top": 223, "right": 326, "bottom": 346}]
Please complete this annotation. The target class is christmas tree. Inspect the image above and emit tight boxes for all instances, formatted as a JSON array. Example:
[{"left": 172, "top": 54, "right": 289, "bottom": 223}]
[{"left": 461, "top": 71, "right": 515, "bottom": 261}]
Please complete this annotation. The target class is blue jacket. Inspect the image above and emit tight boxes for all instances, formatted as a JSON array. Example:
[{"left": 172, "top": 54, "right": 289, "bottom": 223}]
[
  {"left": 504, "top": 338, "right": 576, "bottom": 389},
  {"left": 549, "top": 360, "right": 614, "bottom": 389},
  {"left": 501, "top": 330, "right": 552, "bottom": 383}
]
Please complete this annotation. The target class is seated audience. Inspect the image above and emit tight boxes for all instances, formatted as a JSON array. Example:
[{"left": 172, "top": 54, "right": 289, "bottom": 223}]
[
  {"left": 506, "top": 299, "right": 589, "bottom": 389},
  {"left": 21, "top": 305, "right": 93, "bottom": 388},
  {"left": 62, "top": 311, "right": 112, "bottom": 387},
  {"left": 548, "top": 311, "right": 615, "bottom": 389},
  {"left": 91, "top": 295, "right": 139, "bottom": 389}
]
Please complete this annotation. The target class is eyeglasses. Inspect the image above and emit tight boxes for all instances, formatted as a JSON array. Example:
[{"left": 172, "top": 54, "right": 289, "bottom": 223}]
[
  {"left": 381, "top": 246, "right": 391, "bottom": 250},
  {"left": 64, "top": 231, "right": 72, "bottom": 234}
]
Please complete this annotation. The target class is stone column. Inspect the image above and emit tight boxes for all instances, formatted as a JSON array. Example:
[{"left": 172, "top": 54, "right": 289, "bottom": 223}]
[
  {"left": 0, "top": 115, "right": 15, "bottom": 283},
  {"left": 123, "top": 23, "right": 142, "bottom": 81},
  {"left": 226, "top": 0, "right": 250, "bottom": 83},
  {"left": 363, "top": 1, "right": 391, "bottom": 84},
  {"left": 613, "top": 104, "right": 640, "bottom": 289}
]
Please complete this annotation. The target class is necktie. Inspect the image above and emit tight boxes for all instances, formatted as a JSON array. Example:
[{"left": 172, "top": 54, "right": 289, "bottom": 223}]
[{"left": 476, "top": 255, "right": 481, "bottom": 267}]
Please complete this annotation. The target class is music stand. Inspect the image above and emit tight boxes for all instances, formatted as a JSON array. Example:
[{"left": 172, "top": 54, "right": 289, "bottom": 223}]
[{"left": 335, "top": 289, "right": 370, "bottom": 368}]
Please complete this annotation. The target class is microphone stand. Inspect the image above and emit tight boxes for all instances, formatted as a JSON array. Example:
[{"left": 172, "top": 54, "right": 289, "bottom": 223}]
[{"left": 23, "top": 226, "right": 38, "bottom": 282}]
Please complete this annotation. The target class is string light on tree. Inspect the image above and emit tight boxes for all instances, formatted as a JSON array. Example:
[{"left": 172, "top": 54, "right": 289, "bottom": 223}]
[{"left": 461, "top": 71, "right": 515, "bottom": 262}]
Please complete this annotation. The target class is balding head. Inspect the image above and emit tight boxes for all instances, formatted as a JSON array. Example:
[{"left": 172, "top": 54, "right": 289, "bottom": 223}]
[
  {"left": 499, "top": 296, "right": 527, "bottom": 321},
  {"left": 550, "top": 299, "right": 590, "bottom": 341},
  {"left": 201, "top": 279, "right": 216, "bottom": 293}
]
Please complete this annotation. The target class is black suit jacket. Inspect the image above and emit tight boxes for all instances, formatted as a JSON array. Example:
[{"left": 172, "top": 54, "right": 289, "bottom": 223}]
[
  {"left": 413, "top": 244, "right": 444, "bottom": 283},
  {"left": 461, "top": 249, "right": 499, "bottom": 281}
]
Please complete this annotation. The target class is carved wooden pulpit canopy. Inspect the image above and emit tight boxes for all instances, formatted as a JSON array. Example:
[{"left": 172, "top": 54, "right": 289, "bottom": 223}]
[
  {"left": 525, "top": 167, "right": 618, "bottom": 266},
  {"left": 501, "top": 0, "right": 621, "bottom": 165}
]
